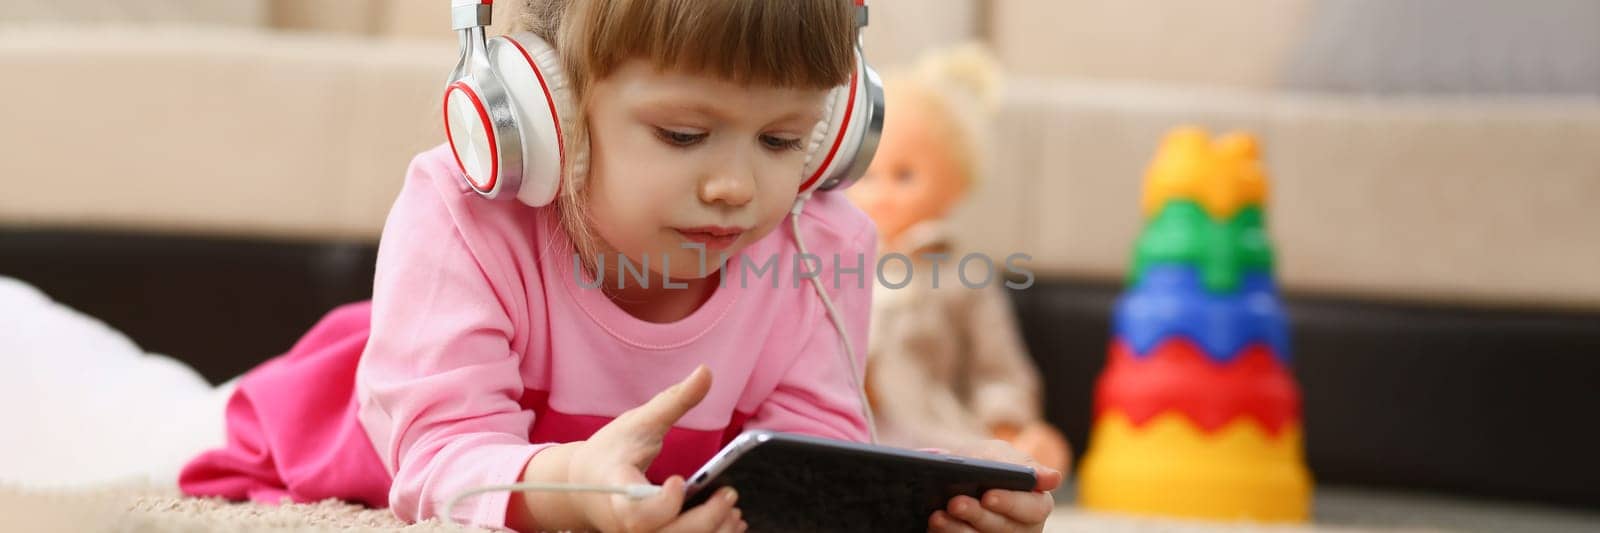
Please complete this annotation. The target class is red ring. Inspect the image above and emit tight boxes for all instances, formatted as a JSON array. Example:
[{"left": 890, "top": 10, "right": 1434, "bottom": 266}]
[{"left": 443, "top": 81, "right": 500, "bottom": 193}]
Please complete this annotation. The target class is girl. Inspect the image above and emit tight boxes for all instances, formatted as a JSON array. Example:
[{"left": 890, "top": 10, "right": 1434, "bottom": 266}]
[{"left": 179, "top": 1, "right": 1060, "bottom": 531}]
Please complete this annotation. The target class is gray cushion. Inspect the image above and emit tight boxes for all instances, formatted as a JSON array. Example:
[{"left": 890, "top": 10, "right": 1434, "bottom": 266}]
[{"left": 1284, "top": 0, "right": 1600, "bottom": 95}]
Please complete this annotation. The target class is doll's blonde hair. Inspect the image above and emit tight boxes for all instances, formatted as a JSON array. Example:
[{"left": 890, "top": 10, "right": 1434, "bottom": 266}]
[
  {"left": 883, "top": 43, "right": 1003, "bottom": 189},
  {"left": 514, "top": 0, "right": 858, "bottom": 271}
]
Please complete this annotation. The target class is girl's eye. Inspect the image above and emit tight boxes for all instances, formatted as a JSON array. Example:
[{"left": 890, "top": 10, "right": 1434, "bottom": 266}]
[
  {"left": 761, "top": 135, "right": 804, "bottom": 152},
  {"left": 655, "top": 127, "right": 707, "bottom": 147}
]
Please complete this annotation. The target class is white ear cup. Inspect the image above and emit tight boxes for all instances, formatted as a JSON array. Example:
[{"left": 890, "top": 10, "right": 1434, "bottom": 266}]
[
  {"left": 835, "top": 61, "right": 883, "bottom": 189},
  {"left": 800, "top": 81, "right": 844, "bottom": 191},
  {"left": 799, "top": 69, "right": 855, "bottom": 193},
  {"left": 488, "top": 33, "right": 577, "bottom": 207},
  {"left": 799, "top": 50, "right": 883, "bottom": 194}
]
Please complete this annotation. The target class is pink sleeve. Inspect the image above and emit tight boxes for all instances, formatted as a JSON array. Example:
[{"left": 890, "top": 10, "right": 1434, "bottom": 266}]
[
  {"left": 355, "top": 154, "right": 547, "bottom": 528},
  {"left": 744, "top": 225, "right": 876, "bottom": 443}
]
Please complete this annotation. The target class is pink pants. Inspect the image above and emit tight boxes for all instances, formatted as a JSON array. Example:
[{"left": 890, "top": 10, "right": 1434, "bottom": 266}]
[{"left": 178, "top": 302, "right": 391, "bottom": 507}]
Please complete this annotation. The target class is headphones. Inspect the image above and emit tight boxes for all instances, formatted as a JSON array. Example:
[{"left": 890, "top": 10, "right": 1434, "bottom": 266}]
[{"left": 443, "top": 0, "right": 885, "bottom": 207}]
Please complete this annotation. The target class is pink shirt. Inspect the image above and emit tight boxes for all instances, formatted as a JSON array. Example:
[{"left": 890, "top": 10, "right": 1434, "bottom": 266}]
[{"left": 356, "top": 144, "right": 876, "bottom": 526}]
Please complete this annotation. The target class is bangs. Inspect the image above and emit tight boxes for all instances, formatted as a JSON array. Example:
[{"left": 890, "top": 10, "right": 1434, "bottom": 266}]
[{"left": 566, "top": 0, "right": 856, "bottom": 91}]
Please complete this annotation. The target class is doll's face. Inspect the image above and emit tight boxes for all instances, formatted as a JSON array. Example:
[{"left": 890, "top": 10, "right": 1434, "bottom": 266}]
[
  {"left": 584, "top": 59, "right": 829, "bottom": 279},
  {"left": 847, "top": 93, "right": 969, "bottom": 245}
]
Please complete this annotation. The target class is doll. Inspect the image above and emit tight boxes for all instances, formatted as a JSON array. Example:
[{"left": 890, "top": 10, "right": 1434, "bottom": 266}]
[{"left": 846, "top": 44, "right": 1070, "bottom": 474}]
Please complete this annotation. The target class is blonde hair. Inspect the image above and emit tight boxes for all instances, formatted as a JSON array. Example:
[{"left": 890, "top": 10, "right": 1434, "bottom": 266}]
[
  {"left": 882, "top": 43, "right": 1002, "bottom": 188},
  {"left": 514, "top": 0, "right": 858, "bottom": 272}
]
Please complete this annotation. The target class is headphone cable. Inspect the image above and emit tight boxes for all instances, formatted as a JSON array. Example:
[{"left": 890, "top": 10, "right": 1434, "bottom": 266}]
[{"left": 789, "top": 192, "right": 880, "bottom": 445}]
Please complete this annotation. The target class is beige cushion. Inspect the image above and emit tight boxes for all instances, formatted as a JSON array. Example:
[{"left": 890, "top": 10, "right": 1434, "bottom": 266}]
[
  {"left": 375, "top": 0, "right": 981, "bottom": 67},
  {"left": 988, "top": 0, "right": 1311, "bottom": 89},
  {"left": 265, "top": 0, "right": 380, "bottom": 35},
  {"left": 0, "top": 26, "right": 452, "bottom": 240},
  {"left": 860, "top": 0, "right": 983, "bottom": 69},
  {"left": 954, "top": 78, "right": 1600, "bottom": 309},
  {"left": 378, "top": 0, "right": 532, "bottom": 41},
  {"left": 0, "top": 0, "right": 265, "bottom": 27},
  {"left": 378, "top": 0, "right": 447, "bottom": 40}
]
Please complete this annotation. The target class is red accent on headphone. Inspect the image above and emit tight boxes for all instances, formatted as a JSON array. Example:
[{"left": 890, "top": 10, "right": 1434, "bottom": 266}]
[
  {"left": 798, "top": 68, "right": 859, "bottom": 193},
  {"left": 501, "top": 36, "right": 568, "bottom": 196},
  {"left": 443, "top": 82, "right": 500, "bottom": 193}
]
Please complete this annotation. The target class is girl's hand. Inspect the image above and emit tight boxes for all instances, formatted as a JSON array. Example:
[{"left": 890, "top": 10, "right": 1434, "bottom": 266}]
[
  {"left": 929, "top": 440, "right": 1064, "bottom": 533},
  {"left": 1004, "top": 421, "right": 1072, "bottom": 475},
  {"left": 566, "top": 365, "right": 747, "bottom": 532}
]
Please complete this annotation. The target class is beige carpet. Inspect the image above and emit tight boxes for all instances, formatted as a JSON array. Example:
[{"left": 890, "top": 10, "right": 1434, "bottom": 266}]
[
  {"left": 12, "top": 482, "right": 1600, "bottom": 532},
  {"left": 0, "top": 483, "right": 462, "bottom": 533},
  {"left": 0, "top": 483, "right": 1467, "bottom": 533}
]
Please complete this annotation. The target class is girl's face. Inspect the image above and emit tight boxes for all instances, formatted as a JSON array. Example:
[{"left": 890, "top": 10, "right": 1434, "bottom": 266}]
[{"left": 585, "top": 59, "right": 830, "bottom": 279}]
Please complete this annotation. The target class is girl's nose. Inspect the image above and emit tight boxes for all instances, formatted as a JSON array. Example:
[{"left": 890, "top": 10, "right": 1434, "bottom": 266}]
[{"left": 698, "top": 160, "right": 756, "bottom": 208}]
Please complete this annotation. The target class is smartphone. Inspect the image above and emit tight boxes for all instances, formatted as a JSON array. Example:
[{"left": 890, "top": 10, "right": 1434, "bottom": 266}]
[{"left": 681, "top": 430, "right": 1038, "bottom": 533}]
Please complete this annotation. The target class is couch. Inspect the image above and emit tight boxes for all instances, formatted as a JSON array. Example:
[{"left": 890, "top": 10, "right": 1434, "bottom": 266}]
[{"left": 4, "top": 0, "right": 1598, "bottom": 509}]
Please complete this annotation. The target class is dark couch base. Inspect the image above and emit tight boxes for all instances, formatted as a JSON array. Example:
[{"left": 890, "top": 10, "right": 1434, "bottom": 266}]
[
  {"left": 4, "top": 228, "right": 1597, "bottom": 508},
  {"left": 1009, "top": 276, "right": 1600, "bottom": 510}
]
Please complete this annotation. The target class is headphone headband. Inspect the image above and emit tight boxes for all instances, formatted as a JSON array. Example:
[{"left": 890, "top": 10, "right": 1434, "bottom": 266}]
[{"left": 450, "top": 0, "right": 492, "bottom": 31}]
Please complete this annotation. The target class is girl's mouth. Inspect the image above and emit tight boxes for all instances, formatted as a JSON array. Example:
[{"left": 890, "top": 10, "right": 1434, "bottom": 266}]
[{"left": 674, "top": 226, "right": 744, "bottom": 251}]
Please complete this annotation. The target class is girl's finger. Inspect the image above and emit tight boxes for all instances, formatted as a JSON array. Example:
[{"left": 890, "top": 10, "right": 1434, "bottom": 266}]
[
  {"left": 613, "top": 474, "right": 687, "bottom": 532},
  {"left": 659, "top": 486, "right": 738, "bottom": 533},
  {"left": 1031, "top": 465, "right": 1063, "bottom": 492},
  {"left": 614, "top": 366, "right": 712, "bottom": 440},
  {"left": 929, "top": 510, "right": 981, "bottom": 533},
  {"left": 712, "top": 507, "right": 744, "bottom": 533},
  {"left": 964, "top": 440, "right": 1063, "bottom": 492},
  {"left": 990, "top": 441, "right": 1062, "bottom": 492},
  {"left": 996, "top": 444, "right": 1062, "bottom": 491},
  {"left": 947, "top": 494, "right": 1024, "bottom": 532},
  {"left": 980, "top": 489, "right": 1054, "bottom": 525}
]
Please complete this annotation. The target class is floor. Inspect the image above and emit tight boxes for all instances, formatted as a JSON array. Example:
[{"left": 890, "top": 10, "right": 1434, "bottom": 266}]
[
  {"left": 5, "top": 482, "right": 1597, "bottom": 533},
  {"left": 1045, "top": 483, "right": 1600, "bottom": 533}
]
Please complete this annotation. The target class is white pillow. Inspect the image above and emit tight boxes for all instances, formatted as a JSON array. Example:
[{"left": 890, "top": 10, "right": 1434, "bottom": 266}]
[{"left": 0, "top": 276, "right": 232, "bottom": 489}]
